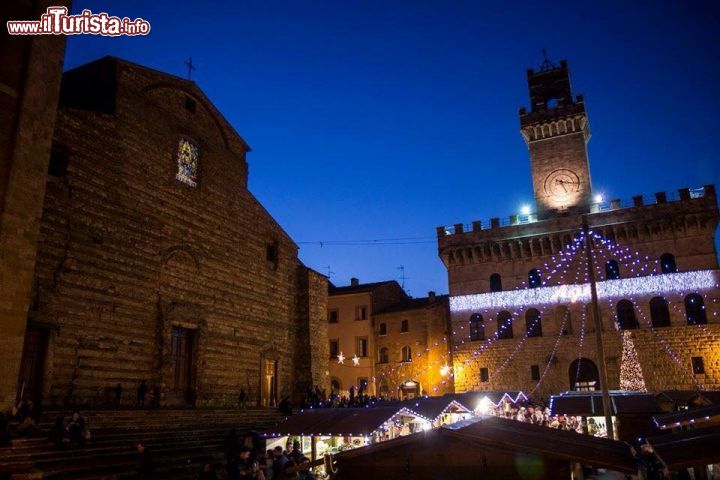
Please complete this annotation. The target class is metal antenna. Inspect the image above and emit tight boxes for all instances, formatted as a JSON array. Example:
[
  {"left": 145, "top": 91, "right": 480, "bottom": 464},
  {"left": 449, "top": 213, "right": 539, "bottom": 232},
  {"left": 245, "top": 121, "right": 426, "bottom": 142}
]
[
  {"left": 539, "top": 48, "right": 556, "bottom": 72},
  {"left": 397, "top": 265, "right": 408, "bottom": 289},
  {"left": 184, "top": 57, "right": 196, "bottom": 80},
  {"left": 326, "top": 265, "right": 335, "bottom": 278}
]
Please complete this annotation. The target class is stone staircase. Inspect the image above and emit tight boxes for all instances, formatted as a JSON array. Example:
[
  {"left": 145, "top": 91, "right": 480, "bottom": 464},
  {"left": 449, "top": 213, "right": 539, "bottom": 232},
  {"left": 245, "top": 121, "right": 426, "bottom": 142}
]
[{"left": 0, "top": 408, "right": 283, "bottom": 479}]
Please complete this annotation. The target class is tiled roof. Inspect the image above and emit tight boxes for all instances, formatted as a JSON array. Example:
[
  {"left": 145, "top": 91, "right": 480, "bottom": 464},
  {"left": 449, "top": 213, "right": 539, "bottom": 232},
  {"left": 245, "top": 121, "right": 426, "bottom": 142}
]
[
  {"left": 373, "top": 295, "right": 449, "bottom": 315},
  {"left": 329, "top": 281, "right": 400, "bottom": 296}
]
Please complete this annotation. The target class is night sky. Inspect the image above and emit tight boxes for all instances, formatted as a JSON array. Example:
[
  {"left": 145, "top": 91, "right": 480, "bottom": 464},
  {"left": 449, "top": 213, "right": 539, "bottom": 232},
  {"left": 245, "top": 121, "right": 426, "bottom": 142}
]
[{"left": 63, "top": 0, "right": 720, "bottom": 296}]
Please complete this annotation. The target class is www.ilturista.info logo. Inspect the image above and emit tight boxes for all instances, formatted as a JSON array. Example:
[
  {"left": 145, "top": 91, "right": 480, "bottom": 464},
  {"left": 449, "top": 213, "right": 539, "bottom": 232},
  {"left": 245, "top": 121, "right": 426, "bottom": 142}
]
[{"left": 7, "top": 7, "right": 151, "bottom": 36}]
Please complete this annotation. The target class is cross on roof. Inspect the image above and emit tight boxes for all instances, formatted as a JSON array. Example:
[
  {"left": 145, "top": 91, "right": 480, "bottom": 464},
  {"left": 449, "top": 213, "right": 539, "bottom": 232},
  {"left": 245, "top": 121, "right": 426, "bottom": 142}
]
[{"left": 184, "top": 57, "right": 196, "bottom": 80}]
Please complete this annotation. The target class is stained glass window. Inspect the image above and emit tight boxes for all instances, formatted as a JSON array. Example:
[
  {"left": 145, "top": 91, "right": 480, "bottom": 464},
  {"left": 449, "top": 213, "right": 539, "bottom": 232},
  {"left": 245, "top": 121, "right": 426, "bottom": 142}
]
[{"left": 175, "top": 137, "right": 199, "bottom": 187}]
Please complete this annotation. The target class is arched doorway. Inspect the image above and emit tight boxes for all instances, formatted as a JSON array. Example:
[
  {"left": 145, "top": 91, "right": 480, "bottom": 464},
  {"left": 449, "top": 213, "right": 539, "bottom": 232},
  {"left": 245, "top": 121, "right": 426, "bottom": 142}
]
[
  {"left": 330, "top": 377, "right": 341, "bottom": 395},
  {"left": 569, "top": 358, "right": 599, "bottom": 391},
  {"left": 400, "top": 380, "right": 420, "bottom": 400}
]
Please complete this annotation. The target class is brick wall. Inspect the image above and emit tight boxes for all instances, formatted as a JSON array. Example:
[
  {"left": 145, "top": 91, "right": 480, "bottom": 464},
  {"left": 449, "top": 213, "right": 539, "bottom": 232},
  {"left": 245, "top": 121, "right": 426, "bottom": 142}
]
[{"left": 27, "top": 57, "right": 326, "bottom": 407}]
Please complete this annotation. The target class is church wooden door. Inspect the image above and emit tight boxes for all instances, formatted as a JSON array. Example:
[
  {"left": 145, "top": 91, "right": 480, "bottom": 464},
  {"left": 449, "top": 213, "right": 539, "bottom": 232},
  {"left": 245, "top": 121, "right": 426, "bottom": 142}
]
[
  {"left": 17, "top": 325, "right": 49, "bottom": 402},
  {"left": 170, "top": 326, "right": 195, "bottom": 403}
]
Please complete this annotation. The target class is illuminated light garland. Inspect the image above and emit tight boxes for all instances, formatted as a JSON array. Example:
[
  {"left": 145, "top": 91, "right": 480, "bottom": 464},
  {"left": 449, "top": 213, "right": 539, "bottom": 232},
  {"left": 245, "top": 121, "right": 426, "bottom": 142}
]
[
  {"left": 619, "top": 330, "right": 647, "bottom": 392},
  {"left": 529, "top": 310, "right": 570, "bottom": 397},
  {"left": 450, "top": 270, "right": 718, "bottom": 312},
  {"left": 573, "top": 308, "right": 588, "bottom": 389}
]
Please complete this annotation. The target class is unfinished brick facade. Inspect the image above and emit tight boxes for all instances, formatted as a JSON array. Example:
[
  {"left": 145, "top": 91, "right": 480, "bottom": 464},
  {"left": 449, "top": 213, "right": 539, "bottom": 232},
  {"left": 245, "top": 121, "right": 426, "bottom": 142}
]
[
  {"left": 438, "top": 60, "right": 720, "bottom": 401},
  {"left": 22, "top": 57, "right": 327, "bottom": 407}
]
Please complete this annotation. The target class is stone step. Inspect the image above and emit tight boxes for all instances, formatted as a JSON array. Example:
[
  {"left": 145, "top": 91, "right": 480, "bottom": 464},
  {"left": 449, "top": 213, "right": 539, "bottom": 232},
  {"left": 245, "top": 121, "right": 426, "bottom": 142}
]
[{"left": 2, "top": 408, "right": 283, "bottom": 480}]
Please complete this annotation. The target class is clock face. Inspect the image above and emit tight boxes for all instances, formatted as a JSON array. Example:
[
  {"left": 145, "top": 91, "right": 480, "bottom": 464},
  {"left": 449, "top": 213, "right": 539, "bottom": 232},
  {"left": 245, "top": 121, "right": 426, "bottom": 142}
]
[{"left": 544, "top": 169, "right": 581, "bottom": 200}]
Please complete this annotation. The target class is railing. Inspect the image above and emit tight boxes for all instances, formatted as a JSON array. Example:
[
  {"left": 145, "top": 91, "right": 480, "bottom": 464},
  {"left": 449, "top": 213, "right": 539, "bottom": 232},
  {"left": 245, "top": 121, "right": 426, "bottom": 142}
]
[{"left": 437, "top": 185, "right": 714, "bottom": 237}]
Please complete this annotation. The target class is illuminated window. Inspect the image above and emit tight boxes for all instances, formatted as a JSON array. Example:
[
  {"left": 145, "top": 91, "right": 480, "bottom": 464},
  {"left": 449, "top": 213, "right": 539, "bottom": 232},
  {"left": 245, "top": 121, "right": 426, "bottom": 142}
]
[
  {"left": 175, "top": 137, "right": 199, "bottom": 187},
  {"left": 356, "top": 337, "right": 368, "bottom": 357},
  {"left": 401, "top": 346, "right": 412, "bottom": 362}
]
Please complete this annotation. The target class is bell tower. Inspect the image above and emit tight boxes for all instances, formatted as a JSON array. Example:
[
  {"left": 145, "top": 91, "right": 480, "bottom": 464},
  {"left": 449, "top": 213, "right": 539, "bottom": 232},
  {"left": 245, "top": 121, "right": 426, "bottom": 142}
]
[{"left": 520, "top": 59, "right": 592, "bottom": 218}]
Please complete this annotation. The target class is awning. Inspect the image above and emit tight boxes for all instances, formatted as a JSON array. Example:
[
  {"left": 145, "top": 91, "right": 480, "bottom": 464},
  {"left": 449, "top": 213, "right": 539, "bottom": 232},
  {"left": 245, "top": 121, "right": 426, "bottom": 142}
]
[
  {"left": 653, "top": 403, "right": 720, "bottom": 429},
  {"left": 337, "top": 415, "right": 638, "bottom": 474},
  {"left": 648, "top": 425, "right": 720, "bottom": 470},
  {"left": 550, "top": 391, "right": 663, "bottom": 416}
]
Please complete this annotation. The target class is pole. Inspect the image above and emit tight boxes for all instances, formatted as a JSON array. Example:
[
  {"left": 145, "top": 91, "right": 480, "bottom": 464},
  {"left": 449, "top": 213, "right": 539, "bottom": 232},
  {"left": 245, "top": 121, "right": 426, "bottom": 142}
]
[{"left": 582, "top": 220, "right": 615, "bottom": 440}]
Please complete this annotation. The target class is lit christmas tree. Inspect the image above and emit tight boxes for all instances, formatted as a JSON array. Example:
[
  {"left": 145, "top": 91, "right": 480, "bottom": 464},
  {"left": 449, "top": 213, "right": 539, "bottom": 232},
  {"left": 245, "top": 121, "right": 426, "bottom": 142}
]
[{"left": 620, "top": 330, "right": 647, "bottom": 392}]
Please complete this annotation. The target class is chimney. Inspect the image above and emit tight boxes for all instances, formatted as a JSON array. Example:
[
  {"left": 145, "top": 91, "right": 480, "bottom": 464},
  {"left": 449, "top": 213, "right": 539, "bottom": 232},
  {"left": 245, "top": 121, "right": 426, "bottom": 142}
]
[
  {"left": 428, "top": 291, "right": 436, "bottom": 302},
  {"left": 350, "top": 277, "right": 359, "bottom": 287}
]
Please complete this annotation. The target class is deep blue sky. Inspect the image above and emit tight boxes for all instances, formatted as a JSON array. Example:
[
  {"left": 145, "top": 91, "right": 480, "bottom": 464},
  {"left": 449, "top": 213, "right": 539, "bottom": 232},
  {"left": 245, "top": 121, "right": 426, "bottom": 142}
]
[{"left": 64, "top": 1, "right": 719, "bottom": 296}]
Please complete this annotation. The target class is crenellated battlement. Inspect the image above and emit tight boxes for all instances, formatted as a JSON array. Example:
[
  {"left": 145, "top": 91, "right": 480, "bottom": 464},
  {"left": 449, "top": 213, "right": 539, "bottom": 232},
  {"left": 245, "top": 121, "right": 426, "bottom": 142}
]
[{"left": 436, "top": 185, "right": 718, "bottom": 267}]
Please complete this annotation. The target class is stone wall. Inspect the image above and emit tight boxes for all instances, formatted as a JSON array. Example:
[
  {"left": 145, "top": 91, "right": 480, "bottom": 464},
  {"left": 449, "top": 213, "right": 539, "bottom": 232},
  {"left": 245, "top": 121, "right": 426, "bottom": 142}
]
[
  {"left": 27, "top": 57, "right": 326, "bottom": 407},
  {"left": 0, "top": 0, "right": 69, "bottom": 410},
  {"left": 374, "top": 297, "right": 454, "bottom": 398}
]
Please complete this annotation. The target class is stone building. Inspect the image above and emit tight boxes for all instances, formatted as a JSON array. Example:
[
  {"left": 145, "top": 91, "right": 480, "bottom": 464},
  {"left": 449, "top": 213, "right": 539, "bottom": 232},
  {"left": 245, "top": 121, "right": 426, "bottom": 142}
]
[
  {"left": 437, "top": 60, "right": 720, "bottom": 400},
  {"left": 18, "top": 56, "right": 328, "bottom": 408},
  {"left": 327, "top": 278, "right": 408, "bottom": 397},
  {"left": 0, "top": 0, "right": 71, "bottom": 410},
  {"left": 373, "top": 292, "right": 454, "bottom": 399}
]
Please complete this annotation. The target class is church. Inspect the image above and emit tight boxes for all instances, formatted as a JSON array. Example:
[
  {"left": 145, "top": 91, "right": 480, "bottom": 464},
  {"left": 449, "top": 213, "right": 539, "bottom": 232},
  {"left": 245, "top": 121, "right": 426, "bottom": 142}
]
[
  {"left": 9, "top": 55, "right": 329, "bottom": 408},
  {"left": 437, "top": 60, "right": 720, "bottom": 399}
]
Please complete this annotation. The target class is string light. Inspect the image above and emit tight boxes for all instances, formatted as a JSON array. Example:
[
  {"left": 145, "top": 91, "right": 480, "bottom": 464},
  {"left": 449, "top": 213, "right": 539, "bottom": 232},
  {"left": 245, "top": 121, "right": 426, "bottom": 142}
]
[
  {"left": 450, "top": 270, "right": 717, "bottom": 311},
  {"left": 619, "top": 330, "right": 647, "bottom": 392}
]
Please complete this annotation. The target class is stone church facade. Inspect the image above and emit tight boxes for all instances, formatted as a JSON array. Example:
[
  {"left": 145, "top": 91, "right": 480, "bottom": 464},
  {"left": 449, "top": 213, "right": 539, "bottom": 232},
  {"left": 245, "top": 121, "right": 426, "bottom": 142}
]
[
  {"left": 438, "top": 60, "right": 720, "bottom": 400},
  {"left": 18, "top": 57, "right": 328, "bottom": 408}
]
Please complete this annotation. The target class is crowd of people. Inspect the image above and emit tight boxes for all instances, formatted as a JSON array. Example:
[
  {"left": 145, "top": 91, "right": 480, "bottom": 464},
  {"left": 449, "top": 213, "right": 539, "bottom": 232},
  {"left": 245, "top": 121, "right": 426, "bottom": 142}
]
[
  {"left": 298, "top": 385, "right": 386, "bottom": 411},
  {"left": 484, "top": 401, "right": 606, "bottom": 436}
]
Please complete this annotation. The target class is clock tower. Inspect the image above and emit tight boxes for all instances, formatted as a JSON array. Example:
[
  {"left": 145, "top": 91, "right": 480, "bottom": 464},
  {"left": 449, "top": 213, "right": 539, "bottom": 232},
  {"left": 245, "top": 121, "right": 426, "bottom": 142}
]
[{"left": 520, "top": 59, "right": 592, "bottom": 218}]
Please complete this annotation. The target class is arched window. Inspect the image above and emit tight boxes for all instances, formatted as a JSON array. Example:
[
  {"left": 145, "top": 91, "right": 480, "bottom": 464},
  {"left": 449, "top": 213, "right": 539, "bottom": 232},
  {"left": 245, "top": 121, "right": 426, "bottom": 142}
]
[
  {"left": 489, "top": 273, "right": 502, "bottom": 292},
  {"left": 469, "top": 314, "right": 485, "bottom": 341},
  {"left": 569, "top": 358, "right": 599, "bottom": 391},
  {"left": 605, "top": 259, "right": 620, "bottom": 280},
  {"left": 175, "top": 136, "right": 200, "bottom": 187},
  {"left": 660, "top": 253, "right": 677, "bottom": 274},
  {"left": 378, "top": 347, "right": 389, "bottom": 364},
  {"left": 685, "top": 294, "right": 707, "bottom": 325},
  {"left": 497, "top": 311, "right": 513, "bottom": 339},
  {"left": 379, "top": 323, "right": 387, "bottom": 335},
  {"left": 400, "top": 320, "right": 409, "bottom": 333},
  {"left": 525, "top": 308, "right": 542, "bottom": 337},
  {"left": 528, "top": 269, "right": 542, "bottom": 288},
  {"left": 617, "top": 299, "right": 639, "bottom": 330},
  {"left": 401, "top": 346, "right": 412, "bottom": 362},
  {"left": 649, "top": 297, "right": 671, "bottom": 328}
]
